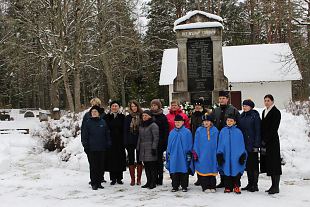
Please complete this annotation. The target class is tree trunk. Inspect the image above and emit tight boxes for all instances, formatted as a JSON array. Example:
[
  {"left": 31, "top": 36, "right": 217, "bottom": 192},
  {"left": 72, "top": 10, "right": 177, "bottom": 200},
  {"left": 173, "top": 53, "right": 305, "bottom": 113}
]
[{"left": 73, "top": 0, "right": 82, "bottom": 112}]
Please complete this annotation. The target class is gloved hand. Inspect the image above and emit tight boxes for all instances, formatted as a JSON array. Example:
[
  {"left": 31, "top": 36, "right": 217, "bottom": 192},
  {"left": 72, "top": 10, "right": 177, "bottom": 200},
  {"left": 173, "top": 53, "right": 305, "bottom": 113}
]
[
  {"left": 192, "top": 150, "right": 198, "bottom": 161},
  {"left": 84, "top": 148, "right": 89, "bottom": 154},
  {"left": 260, "top": 147, "right": 266, "bottom": 155},
  {"left": 151, "top": 149, "right": 157, "bottom": 156},
  {"left": 217, "top": 153, "right": 224, "bottom": 166},
  {"left": 239, "top": 153, "right": 246, "bottom": 165}
]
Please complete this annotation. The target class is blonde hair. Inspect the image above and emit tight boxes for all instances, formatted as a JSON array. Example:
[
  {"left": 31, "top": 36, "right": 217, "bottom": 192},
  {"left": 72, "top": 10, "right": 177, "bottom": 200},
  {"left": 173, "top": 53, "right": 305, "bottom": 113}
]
[
  {"left": 90, "top": 98, "right": 101, "bottom": 106},
  {"left": 170, "top": 100, "right": 180, "bottom": 106}
]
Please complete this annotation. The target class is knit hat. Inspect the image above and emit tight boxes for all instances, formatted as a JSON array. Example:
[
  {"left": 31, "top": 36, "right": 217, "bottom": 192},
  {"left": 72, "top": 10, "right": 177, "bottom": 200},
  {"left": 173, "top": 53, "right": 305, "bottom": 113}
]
[
  {"left": 219, "top": 91, "right": 230, "bottom": 98},
  {"left": 202, "top": 114, "right": 213, "bottom": 122},
  {"left": 226, "top": 114, "right": 237, "bottom": 121},
  {"left": 142, "top": 110, "right": 152, "bottom": 117},
  {"left": 151, "top": 99, "right": 162, "bottom": 108},
  {"left": 110, "top": 100, "right": 121, "bottom": 107},
  {"left": 193, "top": 99, "right": 204, "bottom": 106},
  {"left": 89, "top": 105, "right": 101, "bottom": 114},
  {"left": 174, "top": 114, "right": 184, "bottom": 121},
  {"left": 242, "top": 99, "right": 255, "bottom": 108}
]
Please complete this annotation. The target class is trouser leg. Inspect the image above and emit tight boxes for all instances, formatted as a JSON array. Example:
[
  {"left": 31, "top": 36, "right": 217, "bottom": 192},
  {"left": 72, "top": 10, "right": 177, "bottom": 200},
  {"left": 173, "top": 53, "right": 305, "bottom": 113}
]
[{"left": 180, "top": 173, "right": 189, "bottom": 189}]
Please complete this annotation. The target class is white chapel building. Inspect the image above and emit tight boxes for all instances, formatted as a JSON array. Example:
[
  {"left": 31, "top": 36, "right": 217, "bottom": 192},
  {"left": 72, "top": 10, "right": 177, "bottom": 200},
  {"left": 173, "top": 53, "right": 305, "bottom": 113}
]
[{"left": 159, "top": 43, "right": 302, "bottom": 109}]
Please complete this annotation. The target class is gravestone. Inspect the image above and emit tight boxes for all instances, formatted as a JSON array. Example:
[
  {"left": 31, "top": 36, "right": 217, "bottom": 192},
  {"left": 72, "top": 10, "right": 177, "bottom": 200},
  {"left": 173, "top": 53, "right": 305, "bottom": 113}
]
[{"left": 173, "top": 11, "right": 228, "bottom": 105}]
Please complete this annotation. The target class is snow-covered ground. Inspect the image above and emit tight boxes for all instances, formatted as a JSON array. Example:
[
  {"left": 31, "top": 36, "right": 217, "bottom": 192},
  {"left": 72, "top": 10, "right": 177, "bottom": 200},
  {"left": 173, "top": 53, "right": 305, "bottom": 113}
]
[{"left": 0, "top": 109, "right": 310, "bottom": 207}]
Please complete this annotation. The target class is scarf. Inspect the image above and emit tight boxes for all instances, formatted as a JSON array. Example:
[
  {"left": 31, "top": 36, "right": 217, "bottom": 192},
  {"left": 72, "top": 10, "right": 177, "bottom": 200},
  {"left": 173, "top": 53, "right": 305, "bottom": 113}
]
[
  {"left": 151, "top": 108, "right": 163, "bottom": 116},
  {"left": 130, "top": 112, "right": 141, "bottom": 134}
]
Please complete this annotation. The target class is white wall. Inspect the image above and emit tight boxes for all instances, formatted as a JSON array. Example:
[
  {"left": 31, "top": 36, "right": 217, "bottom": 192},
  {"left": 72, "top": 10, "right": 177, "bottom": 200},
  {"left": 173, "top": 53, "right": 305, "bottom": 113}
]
[{"left": 230, "top": 81, "right": 292, "bottom": 109}]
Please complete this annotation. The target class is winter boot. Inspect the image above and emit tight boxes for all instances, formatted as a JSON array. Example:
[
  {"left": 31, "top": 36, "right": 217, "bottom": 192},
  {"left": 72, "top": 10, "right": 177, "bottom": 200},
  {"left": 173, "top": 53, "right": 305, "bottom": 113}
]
[
  {"left": 129, "top": 165, "right": 136, "bottom": 186},
  {"left": 249, "top": 171, "right": 259, "bottom": 192},
  {"left": 148, "top": 166, "right": 157, "bottom": 189},
  {"left": 268, "top": 175, "right": 280, "bottom": 194},
  {"left": 233, "top": 185, "right": 241, "bottom": 194},
  {"left": 141, "top": 167, "right": 150, "bottom": 188},
  {"left": 136, "top": 164, "right": 143, "bottom": 185},
  {"left": 242, "top": 171, "right": 253, "bottom": 191}
]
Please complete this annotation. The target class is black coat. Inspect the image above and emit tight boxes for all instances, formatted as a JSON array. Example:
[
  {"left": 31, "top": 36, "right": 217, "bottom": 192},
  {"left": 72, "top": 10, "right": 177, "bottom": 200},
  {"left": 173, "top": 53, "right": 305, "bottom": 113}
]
[
  {"left": 104, "top": 113, "right": 126, "bottom": 172},
  {"left": 151, "top": 110, "right": 169, "bottom": 152},
  {"left": 212, "top": 104, "right": 240, "bottom": 131},
  {"left": 260, "top": 106, "right": 282, "bottom": 176},
  {"left": 190, "top": 110, "right": 204, "bottom": 137},
  {"left": 239, "top": 109, "right": 261, "bottom": 152},
  {"left": 81, "top": 117, "right": 111, "bottom": 151},
  {"left": 123, "top": 114, "right": 140, "bottom": 146}
]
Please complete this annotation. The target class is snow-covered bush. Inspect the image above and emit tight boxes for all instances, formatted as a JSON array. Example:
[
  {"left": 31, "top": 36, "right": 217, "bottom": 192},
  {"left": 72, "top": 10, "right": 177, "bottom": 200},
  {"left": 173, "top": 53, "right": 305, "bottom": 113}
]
[
  {"left": 286, "top": 101, "right": 310, "bottom": 137},
  {"left": 31, "top": 112, "right": 81, "bottom": 156}
]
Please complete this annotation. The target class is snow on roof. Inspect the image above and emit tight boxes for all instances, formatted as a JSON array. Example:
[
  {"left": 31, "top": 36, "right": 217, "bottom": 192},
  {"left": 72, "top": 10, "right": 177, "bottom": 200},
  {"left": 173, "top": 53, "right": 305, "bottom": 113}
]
[
  {"left": 159, "top": 43, "right": 302, "bottom": 85},
  {"left": 223, "top": 43, "right": 302, "bottom": 82},
  {"left": 173, "top": 22, "right": 223, "bottom": 32},
  {"left": 159, "top": 48, "right": 178, "bottom": 86},
  {"left": 174, "top": 10, "right": 223, "bottom": 27}
]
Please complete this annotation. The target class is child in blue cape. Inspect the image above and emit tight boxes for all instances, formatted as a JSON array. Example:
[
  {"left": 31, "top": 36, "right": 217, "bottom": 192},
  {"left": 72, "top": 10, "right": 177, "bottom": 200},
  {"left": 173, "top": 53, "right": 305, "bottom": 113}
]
[
  {"left": 166, "top": 114, "right": 193, "bottom": 192},
  {"left": 193, "top": 115, "right": 219, "bottom": 193},
  {"left": 217, "top": 114, "right": 247, "bottom": 194}
]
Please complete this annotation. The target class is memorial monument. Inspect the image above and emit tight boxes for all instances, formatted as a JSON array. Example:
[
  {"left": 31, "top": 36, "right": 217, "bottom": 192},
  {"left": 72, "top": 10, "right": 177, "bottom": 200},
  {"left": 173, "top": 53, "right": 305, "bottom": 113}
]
[{"left": 172, "top": 11, "right": 228, "bottom": 105}]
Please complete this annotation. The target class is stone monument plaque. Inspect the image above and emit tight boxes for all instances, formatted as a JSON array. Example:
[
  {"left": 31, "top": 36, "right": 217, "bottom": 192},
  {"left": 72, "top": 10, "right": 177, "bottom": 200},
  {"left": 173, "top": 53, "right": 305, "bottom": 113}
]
[{"left": 187, "top": 38, "right": 214, "bottom": 92}]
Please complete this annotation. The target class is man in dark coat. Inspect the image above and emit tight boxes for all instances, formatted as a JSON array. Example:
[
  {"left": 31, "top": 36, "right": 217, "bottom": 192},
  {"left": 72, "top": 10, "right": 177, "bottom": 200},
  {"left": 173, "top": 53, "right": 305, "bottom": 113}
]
[
  {"left": 150, "top": 99, "right": 169, "bottom": 185},
  {"left": 81, "top": 105, "right": 111, "bottom": 190},
  {"left": 190, "top": 99, "right": 205, "bottom": 137},
  {"left": 104, "top": 101, "right": 127, "bottom": 185},
  {"left": 211, "top": 91, "right": 240, "bottom": 188},
  {"left": 260, "top": 94, "right": 282, "bottom": 194},
  {"left": 190, "top": 98, "right": 205, "bottom": 186}
]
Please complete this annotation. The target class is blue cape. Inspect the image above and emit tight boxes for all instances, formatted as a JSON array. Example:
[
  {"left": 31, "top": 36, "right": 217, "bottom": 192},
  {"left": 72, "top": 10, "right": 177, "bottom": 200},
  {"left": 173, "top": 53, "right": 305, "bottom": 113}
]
[
  {"left": 166, "top": 126, "right": 194, "bottom": 174},
  {"left": 193, "top": 126, "right": 219, "bottom": 175},
  {"left": 217, "top": 125, "right": 247, "bottom": 176}
]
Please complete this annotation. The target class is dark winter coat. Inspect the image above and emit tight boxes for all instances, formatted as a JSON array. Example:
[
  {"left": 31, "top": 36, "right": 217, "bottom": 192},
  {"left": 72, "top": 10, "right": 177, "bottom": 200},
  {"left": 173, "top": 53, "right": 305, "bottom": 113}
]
[
  {"left": 81, "top": 117, "right": 111, "bottom": 151},
  {"left": 212, "top": 105, "right": 240, "bottom": 131},
  {"left": 239, "top": 109, "right": 261, "bottom": 152},
  {"left": 81, "top": 109, "right": 105, "bottom": 133},
  {"left": 190, "top": 110, "right": 204, "bottom": 137},
  {"left": 104, "top": 113, "right": 126, "bottom": 172},
  {"left": 136, "top": 120, "right": 159, "bottom": 162},
  {"left": 151, "top": 109, "right": 169, "bottom": 152},
  {"left": 260, "top": 106, "right": 282, "bottom": 176},
  {"left": 123, "top": 113, "right": 140, "bottom": 146}
]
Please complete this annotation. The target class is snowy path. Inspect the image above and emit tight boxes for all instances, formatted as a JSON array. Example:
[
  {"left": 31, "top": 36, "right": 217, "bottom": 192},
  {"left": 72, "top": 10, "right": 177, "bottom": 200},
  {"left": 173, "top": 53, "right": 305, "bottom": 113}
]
[{"left": 0, "top": 133, "right": 309, "bottom": 207}]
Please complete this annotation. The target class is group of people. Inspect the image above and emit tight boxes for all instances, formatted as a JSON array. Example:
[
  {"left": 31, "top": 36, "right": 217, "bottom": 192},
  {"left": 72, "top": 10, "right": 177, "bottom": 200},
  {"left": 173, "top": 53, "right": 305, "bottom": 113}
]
[{"left": 81, "top": 91, "right": 282, "bottom": 195}]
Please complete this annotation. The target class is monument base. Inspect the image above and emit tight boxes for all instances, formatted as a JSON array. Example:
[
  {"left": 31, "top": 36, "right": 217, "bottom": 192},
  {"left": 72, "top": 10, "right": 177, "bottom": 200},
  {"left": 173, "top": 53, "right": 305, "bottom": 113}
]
[{"left": 172, "top": 92, "right": 191, "bottom": 103}]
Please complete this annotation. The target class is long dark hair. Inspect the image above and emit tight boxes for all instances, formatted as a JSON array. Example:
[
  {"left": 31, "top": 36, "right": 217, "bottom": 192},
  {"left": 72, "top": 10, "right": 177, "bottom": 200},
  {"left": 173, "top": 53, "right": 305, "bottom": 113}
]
[
  {"left": 264, "top": 94, "right": 274, "bottom": 102},
  {"left": 128, "top": 100, "right": 143, "bottom": 114}
]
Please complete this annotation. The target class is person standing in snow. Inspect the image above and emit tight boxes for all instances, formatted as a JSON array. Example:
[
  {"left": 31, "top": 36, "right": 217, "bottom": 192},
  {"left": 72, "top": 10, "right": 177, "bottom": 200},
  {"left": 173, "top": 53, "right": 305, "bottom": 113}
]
[
  {"left": 104, "top": 101, "right": 126, "bottom": 185},
  {"left": 190, "top": 99, "right": 205, "bottom": 186},
  {"left": 81, "top": 105, "right": 111, "bottom": 190},
  {"left": 166, "top": 100, "right": 190, "bottom": 132},
  {"left": 211, "top": 91, "right": 240, "bottom": 188},
  {"left": 166, "top": 115, "right": 193, "bottom": 192},
  {"left": 124, "top": 100, "right": 143, "bottom": 186},
  {"left": 136, "top": 110, "right": 159, "bottom": 189},
  {"left": 260, "top": 94, "right": 282, "bottom": 194},
  {"left": 192, "top": 115, "right": 219, "bottom": 192},
  {"left": 81, "top": 97, "right": 107, "bottom": 184},
  {"left": 150, "top": 99, "right": 169, "bottom": 186},
  {"left": 217, "top": 115, "right": 247, "bottom": 194},
  {"left": 239, "top": 99, "right": 261, "bottom": 192}
]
